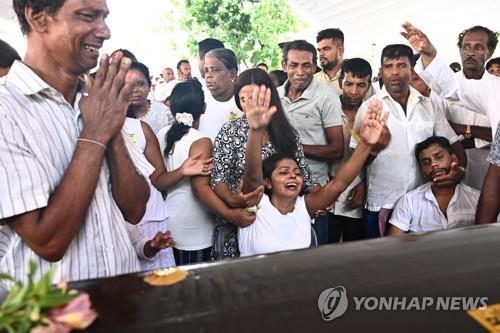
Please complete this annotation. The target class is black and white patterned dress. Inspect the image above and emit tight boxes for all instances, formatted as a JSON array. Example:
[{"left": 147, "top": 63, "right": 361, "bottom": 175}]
[
  {"left": 210, "top": 116, "right": 317, "bottom": 259},
  {"left": 488, "top": 122, "right": 500, "bottom": 167}
]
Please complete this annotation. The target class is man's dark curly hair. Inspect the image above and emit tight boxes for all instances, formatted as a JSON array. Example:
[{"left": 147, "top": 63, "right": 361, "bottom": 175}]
[
  {"left": 457, "top": 26, "right": 499, "bottom": 54},
  {"left": 13, "top": 0, "right": 66, "bottom": 35}
]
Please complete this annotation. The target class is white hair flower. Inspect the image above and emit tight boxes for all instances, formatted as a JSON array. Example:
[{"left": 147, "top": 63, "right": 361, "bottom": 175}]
[{"left": 175, "top": 113, "right": 194, "bottom": 127}]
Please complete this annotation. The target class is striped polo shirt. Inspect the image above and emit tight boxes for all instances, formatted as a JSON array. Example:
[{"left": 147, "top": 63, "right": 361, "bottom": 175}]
[{"left": 0, "top": 61, "right": 140, "bottom": 292}]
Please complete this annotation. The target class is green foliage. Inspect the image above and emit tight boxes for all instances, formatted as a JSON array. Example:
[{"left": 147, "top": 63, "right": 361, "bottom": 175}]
[
  {"left": 0, "top": 261, "right": 76, "bottom": 333},
  {"left": 165, "top": 0, "right": 301, "bottom": 69}
]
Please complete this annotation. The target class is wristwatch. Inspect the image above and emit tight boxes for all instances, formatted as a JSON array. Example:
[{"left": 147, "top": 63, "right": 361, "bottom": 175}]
[{"left": 464, "top": 124, "right": 472, "bottom": 139}]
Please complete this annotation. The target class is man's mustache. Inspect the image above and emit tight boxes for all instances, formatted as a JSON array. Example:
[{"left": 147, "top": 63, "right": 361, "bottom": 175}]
[
  {"left": 430, "top": 167, "right": 450, "bottom": 179},
  {"left": 464, "top": 57, "right": 478, "bottom": 63}
]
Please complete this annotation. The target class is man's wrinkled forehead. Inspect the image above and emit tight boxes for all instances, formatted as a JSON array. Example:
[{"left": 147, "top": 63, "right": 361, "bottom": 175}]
[
  {"left": 461, "top": 31, "right": 489, "bottom": 46},
  {"left": 286, "top": 50, "right": 314, "bottom": 63},
  {"left": 382, "top": 56, "right": 412, "bottom": 65}
]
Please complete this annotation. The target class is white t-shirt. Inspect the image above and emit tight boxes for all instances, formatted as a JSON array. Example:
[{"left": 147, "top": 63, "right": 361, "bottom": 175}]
[
  {"left": 164, "top": 128, "right": 214, "bottom": 251},
  {"left": 238, "top": 194, "right": 311, "bottom": 257},
  {"left": 198, "top": 92, "right": 242, "bottom": 142},
  {"left": 389, "top": 182, "right": 479, "bottom": 233}
]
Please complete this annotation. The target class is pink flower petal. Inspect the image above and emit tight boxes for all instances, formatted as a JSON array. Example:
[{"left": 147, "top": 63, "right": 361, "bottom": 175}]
[{"left": 48, "top": 293, "right": 97, "bottom": 329}]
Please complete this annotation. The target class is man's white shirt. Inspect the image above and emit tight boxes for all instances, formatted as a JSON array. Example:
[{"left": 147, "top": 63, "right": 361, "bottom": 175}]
[
  {"left": 389, "top": 182, "right": 479, "bottom": 232},
  {"left": 350, "top": 86, "right": 458, "bottom": 211}
]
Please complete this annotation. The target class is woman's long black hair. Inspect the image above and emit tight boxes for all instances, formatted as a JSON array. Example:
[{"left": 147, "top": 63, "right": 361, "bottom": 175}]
[
  {"left": 234, "top": 68, "right": 298, "bottom": 158},
  {"left": 164, "top": 80, "right": 205, "bottom": 156}
]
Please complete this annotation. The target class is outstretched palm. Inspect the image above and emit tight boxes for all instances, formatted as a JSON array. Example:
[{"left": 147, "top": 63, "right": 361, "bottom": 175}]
[
  {"left": 246, "top": 85, "right": 277, "bottom": 132},
  {"left": 359, "top": 100, "right": 389, "bottom": 145},
  {"left": 401, "top": 22, "right": 437, "bottom": 58}
]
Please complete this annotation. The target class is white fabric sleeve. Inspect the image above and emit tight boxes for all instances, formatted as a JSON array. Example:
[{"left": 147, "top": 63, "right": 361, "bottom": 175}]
[
  {"left": 124, "top": 223, "right": 156, "bottom": 261},
  {"left": 432, "top": 100, "right": 460, "bottom": 144},
  {"left": 321, "top": 94, "right": 344, "bottom": 128},
  {"left": 0, "top": 110, "right": 50, "bottom": 219},
  {"left": 388, "top": 195, "right": 413, "bottom": 232}
]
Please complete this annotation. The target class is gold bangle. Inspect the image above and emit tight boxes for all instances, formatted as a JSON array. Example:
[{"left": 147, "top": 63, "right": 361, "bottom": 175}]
[{"left": 77, "top": 138, "right": 107, "bottom": 150}]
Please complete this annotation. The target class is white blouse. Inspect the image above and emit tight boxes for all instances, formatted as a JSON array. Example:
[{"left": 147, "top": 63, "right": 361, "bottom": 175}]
[{"left": 238, "top": 194, "right": 311, "bottom": 257}]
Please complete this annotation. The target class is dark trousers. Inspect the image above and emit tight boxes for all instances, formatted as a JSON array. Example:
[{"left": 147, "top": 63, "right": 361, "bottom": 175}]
[
  {"left": 174, "top": 247, "right": 211, "bottom": 265},
  {"left": 329, "top": 215, "right": 364, "bottom": 243},
  {"left": 312, "top": 213, "right": 332, "bottom": 245},
  {"left": 362, "top": 209, "right": 394, "bottom": 239}
]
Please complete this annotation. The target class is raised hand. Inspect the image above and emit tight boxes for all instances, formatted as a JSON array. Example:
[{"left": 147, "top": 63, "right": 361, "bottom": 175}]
[
  {"left": 401, "top": 22, "right": 437, "bottom": 59},
  {"left": 359, "top": 100, "right": 389, "bottom": 145},
  {"left": 230, "top": 180, "right": 264, "bottom": 208},
  {"left": 246, "top": 85, "right": 277, "bottom": 132},
  {"left": 79, "top": 52, "right": 135, "bottom": 144},
  {"left": 181, "top": 153, "right": 214, "bottom": 176}
]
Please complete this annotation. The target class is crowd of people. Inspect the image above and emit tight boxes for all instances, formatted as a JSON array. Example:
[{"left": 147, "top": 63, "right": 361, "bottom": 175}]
[{"left": 0, "top": 0, "right": 499, "bottom": 293}]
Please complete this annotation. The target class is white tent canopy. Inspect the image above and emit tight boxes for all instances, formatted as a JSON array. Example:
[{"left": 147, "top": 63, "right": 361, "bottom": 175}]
[
  {"left": 288, "top": 0, "right": 500, "bottom": 66},
  {"left": 1, "top": 0, "right": 500, "bottom": 71}
]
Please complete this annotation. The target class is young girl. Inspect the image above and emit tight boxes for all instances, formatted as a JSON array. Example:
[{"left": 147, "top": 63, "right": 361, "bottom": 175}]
[
  {"left": 239, "top": 83, "right": 388, "bottom": 256},
  {"left": 160, "top": 81, "right": 216, "bottom": 264},
  {"left": 158, "top": 80, "right": 257, "bottom": 264}
]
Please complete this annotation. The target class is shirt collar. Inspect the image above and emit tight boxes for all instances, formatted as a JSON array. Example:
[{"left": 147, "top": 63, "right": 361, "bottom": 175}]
[
  {"left": 447, "top": 183, "right": 461, "bottom": 208},
  {"left": 280, "top": 77, "right": 318, "bottom": 101},
  {"left": 320, "top": 69, "right": 340, "bottom": 81},
  {"left": 6, "top": 60, "right": 53, "bottom": 96},
  {"left": 423, "top": 181, "right": 460, "bottom": 207},
  {"left": 377, "top": 85, "right": 426, "bottom": 107},
  {"left": 7, "top": 60, "right": 82, "bottom": 114},
  {"left": 378, "top": 84, "right": 423, "bottom": 99},
  {"left": 423, "top": 182, "right": 438, "bottom": 204}
]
